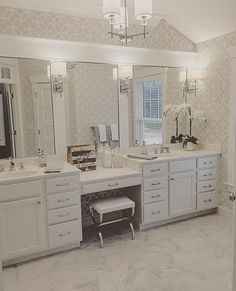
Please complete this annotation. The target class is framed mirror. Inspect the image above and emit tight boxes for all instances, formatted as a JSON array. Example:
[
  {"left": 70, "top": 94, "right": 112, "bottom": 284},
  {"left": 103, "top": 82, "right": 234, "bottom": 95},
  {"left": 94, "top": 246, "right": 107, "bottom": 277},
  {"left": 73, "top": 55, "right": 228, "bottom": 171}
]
[
  {"left": 0, "top": 57, "right": 55, "bottom": 159},
  {"left": 129, "top": 65, "right": 187, "bottom": 147},
  {"left": 64, "top": 62, "right": 119, "bottom": 148}
]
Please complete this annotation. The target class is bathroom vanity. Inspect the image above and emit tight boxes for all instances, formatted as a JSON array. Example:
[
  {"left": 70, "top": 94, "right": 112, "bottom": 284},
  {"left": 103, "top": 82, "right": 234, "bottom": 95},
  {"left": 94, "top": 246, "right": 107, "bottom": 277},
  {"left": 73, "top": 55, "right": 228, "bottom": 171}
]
[
  {"left": 0, "top": 163, "right": 82, "bottom": 265},
  {"left": 124, "top": 149, "right": 220, "bottom": 229}
]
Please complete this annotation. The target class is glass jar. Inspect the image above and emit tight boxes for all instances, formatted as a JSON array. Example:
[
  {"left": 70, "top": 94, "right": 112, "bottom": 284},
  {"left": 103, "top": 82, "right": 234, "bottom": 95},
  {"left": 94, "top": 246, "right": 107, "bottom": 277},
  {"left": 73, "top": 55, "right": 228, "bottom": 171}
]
[
  {"left": 113, "top": 147, "right": 123, "bottom": 168},
  {"left": 103, "top": 144, "right": 112, "bottom": 168}
]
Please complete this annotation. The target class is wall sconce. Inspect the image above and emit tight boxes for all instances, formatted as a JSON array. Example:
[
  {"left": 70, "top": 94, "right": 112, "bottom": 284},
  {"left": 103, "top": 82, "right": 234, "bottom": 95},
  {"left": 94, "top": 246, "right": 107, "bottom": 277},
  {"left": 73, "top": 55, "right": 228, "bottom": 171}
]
[
  {"left": 117, "top": 65, "right": 133, "bottom": 92},
  {"left": 49, "top": 62, "right": 67, "bottom": 96},
  {"left": 180, "top": 68, "right": 204, "bottom": 97}
]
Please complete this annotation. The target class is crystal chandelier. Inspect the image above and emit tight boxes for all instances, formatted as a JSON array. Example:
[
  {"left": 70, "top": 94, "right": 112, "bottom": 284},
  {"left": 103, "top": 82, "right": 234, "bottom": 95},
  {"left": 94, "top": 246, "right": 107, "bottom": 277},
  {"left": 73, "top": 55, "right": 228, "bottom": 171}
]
[{"left": 103, "top": 0, "right": 153, "bottom": 46}]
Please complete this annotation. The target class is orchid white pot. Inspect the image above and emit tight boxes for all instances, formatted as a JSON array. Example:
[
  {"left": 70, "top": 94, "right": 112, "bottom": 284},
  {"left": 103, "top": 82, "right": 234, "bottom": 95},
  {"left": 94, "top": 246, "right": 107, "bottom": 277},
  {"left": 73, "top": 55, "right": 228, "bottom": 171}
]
[{"left": 186, "top": 142, "right": 196, "bottom": 151}]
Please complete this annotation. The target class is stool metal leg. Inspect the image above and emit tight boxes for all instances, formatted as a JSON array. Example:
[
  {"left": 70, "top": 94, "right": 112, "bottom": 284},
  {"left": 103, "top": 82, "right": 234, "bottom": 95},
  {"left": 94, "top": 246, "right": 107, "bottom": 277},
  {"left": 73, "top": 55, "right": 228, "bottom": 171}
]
[
  {"left": 98, "top": 230, "right": 104, "bottom": 249},
  {"left": 130, "top": 221, "right": 135, "bottom": 240}
]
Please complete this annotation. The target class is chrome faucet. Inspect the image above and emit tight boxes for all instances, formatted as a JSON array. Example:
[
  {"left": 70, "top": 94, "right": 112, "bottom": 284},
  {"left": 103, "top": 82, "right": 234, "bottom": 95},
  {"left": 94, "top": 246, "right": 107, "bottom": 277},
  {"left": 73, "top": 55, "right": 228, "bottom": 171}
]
[
  {"left": 9, "top": 157, "right": 16, "bottom": 171},
  {"left": 160, "top": 144, "right": 165, "bottom": 154}
]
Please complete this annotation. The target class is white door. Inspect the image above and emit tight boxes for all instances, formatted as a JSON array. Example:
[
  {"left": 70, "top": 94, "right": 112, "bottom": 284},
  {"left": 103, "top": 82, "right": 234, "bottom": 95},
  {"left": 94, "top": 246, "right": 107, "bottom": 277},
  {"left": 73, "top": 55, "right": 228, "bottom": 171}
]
[
  {"left": 170, "top": 172, "right": 196, "bottom": 217},
  {"left": 33, "top": 83, "right": 55, "bottom": 155},
  {"left": 0, "top": 197, "right": 46, "bottom": 260}
]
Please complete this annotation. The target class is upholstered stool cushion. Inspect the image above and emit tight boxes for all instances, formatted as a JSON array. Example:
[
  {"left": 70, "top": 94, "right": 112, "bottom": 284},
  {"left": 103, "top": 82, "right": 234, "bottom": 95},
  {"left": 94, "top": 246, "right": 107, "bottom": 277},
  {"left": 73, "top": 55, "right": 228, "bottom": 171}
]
[{"left": 91, "top": 196, "right": 135, "bottom": 215}]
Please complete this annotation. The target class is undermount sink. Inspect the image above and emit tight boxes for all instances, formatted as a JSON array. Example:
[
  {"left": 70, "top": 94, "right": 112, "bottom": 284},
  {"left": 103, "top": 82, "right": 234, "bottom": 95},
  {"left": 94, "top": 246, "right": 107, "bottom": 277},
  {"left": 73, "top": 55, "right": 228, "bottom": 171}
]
[{"left": 0, "top": 170, "right": 38, "bottom": 179}]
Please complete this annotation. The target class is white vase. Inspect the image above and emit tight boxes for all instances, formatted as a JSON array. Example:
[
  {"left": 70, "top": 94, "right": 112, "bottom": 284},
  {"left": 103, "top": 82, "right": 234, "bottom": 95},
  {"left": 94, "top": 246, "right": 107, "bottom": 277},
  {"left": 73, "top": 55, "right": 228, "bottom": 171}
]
[{"left": 186, "top": 142, "right": 196, "bottom": 151}]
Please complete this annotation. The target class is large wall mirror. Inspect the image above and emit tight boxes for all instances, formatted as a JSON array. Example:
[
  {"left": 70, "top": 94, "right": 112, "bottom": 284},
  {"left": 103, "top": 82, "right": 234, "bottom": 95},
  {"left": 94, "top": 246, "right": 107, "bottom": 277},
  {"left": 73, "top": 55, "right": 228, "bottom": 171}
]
[
  {"left": 0, "top": 57, "right": 55, "bottom": 159},
  {"left": 129, "top": 65, "right": 187, "bottom": 147},
  {"left": 64, "top": 62, "right": 119, "bottom": 148}
]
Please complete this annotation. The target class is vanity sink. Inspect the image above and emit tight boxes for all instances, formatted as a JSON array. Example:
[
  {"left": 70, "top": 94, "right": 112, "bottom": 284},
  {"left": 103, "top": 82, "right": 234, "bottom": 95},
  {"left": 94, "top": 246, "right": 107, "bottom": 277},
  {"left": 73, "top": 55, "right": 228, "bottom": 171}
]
[{"left": 0, "top": 170, "right": 38, "bottom": 179}]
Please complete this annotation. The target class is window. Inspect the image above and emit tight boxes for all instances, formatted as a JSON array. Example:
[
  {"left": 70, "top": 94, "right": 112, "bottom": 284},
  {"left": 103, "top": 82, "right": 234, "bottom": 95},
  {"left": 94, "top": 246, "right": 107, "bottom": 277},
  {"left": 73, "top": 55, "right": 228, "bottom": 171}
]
[{"left": 135, "top": 78, "right": 163, "bottom": 145}]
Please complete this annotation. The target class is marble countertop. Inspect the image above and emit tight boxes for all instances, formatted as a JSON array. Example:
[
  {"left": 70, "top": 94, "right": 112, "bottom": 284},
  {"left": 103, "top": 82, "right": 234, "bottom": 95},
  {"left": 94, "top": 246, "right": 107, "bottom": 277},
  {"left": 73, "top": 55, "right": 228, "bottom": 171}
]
[
  {"left": 80, "top": 166, "right": 141, "bottom": 184},
  {"left": 0, "top": 162, "right": 80, "bottom": 184},
  {"left": 124, "top": 149, "right": 221, "bottom": 164}
]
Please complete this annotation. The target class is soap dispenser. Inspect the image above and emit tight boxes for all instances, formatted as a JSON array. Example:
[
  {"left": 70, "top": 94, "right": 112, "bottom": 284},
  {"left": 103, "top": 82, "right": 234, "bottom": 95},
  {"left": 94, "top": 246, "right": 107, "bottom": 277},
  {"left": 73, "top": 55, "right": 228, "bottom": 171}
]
[{"left": 38, "top": 148, "right": 47, "bottom": 167}]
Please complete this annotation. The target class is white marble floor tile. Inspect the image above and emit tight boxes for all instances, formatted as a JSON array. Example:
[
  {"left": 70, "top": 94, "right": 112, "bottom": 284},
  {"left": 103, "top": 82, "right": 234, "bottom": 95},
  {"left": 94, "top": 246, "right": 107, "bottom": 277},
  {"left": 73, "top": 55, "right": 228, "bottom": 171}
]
[{"left": 3, "top": 213, "right": 233, "bottom": 291}]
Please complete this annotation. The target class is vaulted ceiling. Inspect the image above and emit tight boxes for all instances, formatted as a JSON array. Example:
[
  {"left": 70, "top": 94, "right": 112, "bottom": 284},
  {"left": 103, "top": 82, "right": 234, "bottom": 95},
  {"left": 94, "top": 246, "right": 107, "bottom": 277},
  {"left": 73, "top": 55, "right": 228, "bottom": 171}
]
[{"left": 0, "top": 0, "right": 235, "bottom": 43}]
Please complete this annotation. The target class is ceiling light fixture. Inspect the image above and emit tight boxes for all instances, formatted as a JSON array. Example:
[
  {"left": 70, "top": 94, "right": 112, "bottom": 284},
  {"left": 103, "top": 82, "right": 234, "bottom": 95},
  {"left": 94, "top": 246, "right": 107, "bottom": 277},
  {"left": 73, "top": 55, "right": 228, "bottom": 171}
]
[{"left": 103, "top": 0, "right": 153, "bottom": 46}]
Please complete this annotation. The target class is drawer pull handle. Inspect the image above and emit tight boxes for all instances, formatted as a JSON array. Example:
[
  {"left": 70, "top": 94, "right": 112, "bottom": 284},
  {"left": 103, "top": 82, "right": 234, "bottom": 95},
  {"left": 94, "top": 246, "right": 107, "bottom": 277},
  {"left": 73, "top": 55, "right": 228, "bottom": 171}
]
[
  {"left": 57, "top": 198, "right": 70, "bottom": 203},
  {"left": 203, "top": 161, "right": 212, "bottom": 165},
  {"left": 59, "top": 231, "right": 71, "bottom": 237},
  {"left": 151, "top": 182, "right": 161, "bottom": 186},
  {"left": 171, "top": 178, "right": 174, "bottom": 181},
  {"left": 152, "top": 195, "right": 161, "bottom": 198},
  {"left": 204, "top": 199, "right": 212, "bottom": 203},
  {"left": 203, "top": 185, "right": 212, "bottom": 188},
  {"left": 108, "top": 183, "right": 119, "bottom": 187},
  {"left": 152, "top": 211, "right": 161, "bottom": 215},
  {"left": 37, "top": 201, "right": 41, "bottom": 205},
  {"left": 56, "top": 182, "right": 69, "bottom": 187},
  {"left": 151, "top": 169, "right": 160, "bottom": 172},
  {"left": 58, "top": 213, "right": 70, "bottom": 218},
  {"left": 203, "top": 173, "right": 212, "bottom": 177}
]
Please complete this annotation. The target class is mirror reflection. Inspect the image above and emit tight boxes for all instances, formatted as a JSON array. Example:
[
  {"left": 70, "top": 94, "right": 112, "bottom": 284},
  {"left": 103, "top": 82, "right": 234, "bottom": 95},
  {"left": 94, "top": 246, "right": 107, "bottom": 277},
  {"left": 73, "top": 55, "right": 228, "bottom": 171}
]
[
  {"left": 65, "top": 62, "right": 119, "bottom": 148},
  {"left": 130, "top": 66, "right": 187, "bottom": 146},
  {"left": 0, "top": 57, "right": 55, "bottom": 159}
]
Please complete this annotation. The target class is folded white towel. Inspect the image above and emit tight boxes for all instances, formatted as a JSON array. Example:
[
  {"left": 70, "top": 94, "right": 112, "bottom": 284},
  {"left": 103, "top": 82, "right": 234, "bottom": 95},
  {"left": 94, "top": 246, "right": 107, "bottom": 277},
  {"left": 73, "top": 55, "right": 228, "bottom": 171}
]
[
  {"left": 110, "top": 124, "right": 119, "bottom": 141},
  {"left": 98, "top": 124, "right": 107, "bottom": 142}
]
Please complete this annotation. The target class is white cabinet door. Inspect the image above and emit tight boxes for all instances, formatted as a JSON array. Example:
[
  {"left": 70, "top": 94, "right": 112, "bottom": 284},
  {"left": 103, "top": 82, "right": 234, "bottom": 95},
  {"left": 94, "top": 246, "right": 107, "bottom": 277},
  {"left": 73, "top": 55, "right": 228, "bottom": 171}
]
[
  {"left": 0, "top": 197, "right": 46, "bottom": 260},
  {"left": 170, "top": 172, "right": 196, "bottom": 217}
]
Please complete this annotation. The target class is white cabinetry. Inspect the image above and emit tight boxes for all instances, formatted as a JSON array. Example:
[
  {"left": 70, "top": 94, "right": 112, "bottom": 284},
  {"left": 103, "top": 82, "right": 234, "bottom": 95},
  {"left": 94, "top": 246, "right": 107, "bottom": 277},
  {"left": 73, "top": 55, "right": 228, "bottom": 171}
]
[
  {"left": 46, "top": 175, "right": 82, "bottom": 249},
  {"left": 169, "top": 172, "right": 196, "bottom": 217},
  {"left": 0, "top": 170, "right": 82, "bottom": 264},
  {"left": 0, "top": 197, "right": 46, "bottom": 260}
]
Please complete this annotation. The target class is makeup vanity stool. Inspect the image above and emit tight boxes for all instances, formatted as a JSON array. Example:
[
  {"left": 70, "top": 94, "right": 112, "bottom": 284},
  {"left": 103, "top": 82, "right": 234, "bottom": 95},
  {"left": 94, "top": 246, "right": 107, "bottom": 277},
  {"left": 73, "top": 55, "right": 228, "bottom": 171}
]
[{"left": 90, "top": 196, "right": 135, "bottom": 248}]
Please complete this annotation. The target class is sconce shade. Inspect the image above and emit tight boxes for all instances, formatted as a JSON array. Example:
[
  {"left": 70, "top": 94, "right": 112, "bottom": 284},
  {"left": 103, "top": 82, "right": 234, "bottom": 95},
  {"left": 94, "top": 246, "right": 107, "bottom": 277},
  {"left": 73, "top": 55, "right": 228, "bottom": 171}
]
[
  {"left": 179, "top": 70, "right": 187, "bottom": 82},
  {"left": 118, "top": 65, "right": 133, "bottom": 80},
  {"left": 51, "top": 62, "right": 67, "bottom": 77},
  {"left": 114, "top": 6, "right": 128, "bottom": 31},
  {"left": 135, "top": 0, "right": 152, "bottom": 21},
  {"left": 103, "top": 0, "right": 121, "bottom": 19},
  {"left": 47, "top": 64, "right": 51, "bottom": 79},
  {"left": 113, "top": 67, "right": 118, "bottom": 81}
]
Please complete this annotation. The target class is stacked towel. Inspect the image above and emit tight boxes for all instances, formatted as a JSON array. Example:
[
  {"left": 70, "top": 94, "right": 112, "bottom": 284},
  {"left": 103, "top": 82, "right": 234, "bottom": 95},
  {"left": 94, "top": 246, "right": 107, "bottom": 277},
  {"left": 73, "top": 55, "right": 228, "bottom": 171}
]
[
  {"left": 110, "top": 124, "right": 119, "bottom": 141},
  {"left": 98, "top": 124, "right": 107, "bottom": 143}
]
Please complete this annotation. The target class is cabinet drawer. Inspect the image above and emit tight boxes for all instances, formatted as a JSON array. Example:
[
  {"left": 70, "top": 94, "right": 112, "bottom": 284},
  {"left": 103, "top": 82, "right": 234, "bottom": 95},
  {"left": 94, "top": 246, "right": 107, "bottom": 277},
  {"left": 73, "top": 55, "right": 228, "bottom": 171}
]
[
  {"left": 143, "top": 163, "right": 168, "bottom": 177},
  {"left": 169, "top": 159, "right": 196, "bottom": 173},
  {"left": 48, "top": 205, "right": 81, "bottom": 225},
  {"left": 144, "top": 201, "right": 168, "bottom": 224},
  {"left": 144, "top": 176, "right": 168, "bottom": 191},
  {"left": 82, "top": 176, "right": 141, "bottom": 195},
  {"left": 46, "top": 175, "right": 79, "bottom": 194},
  {"left": 198, "top": 156, "right": 217, "bottom": 169},
  {"left": 47, "top": 191, "right": 80, "bottom": 210},
  {"left": 144, "top": 189, "right": 168, "bottom": 204},
  {"left": 48, "top": 220, "right": 82, "bottom": 248},
  {"left": 197, "top": 180, "right": 216, "bottom": 193},
  {"left": 0, "top": 180, "right": 42, "bottom": 202},
  {"left": 197, "top": 191, "right": 218, "bottom": 211},
  {"left": 198, "top": 168, "right": 217, "bottom": 181}
]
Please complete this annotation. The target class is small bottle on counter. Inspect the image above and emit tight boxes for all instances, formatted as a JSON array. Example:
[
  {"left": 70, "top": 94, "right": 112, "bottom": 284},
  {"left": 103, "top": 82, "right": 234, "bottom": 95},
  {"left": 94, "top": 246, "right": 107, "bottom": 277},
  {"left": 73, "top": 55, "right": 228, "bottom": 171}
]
[{"left": 38, "top": 148, "right": 47, "bottom": 167}]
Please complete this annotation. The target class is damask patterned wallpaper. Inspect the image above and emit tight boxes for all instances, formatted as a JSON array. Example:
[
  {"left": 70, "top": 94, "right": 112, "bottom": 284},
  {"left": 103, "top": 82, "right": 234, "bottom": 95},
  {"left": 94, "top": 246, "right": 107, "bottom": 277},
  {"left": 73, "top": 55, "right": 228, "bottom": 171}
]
[
  {"left": 194, "top": 31, "right": 236, "bottom": 209},
  {"left": 66, "top": 63, "right": 118, "bottom": 145},
  {"left": 0, "top": 6, "right": 195, "bottom": 52},
  {"left": 0, "top": 6, "right": 234, "bottom": 210}
]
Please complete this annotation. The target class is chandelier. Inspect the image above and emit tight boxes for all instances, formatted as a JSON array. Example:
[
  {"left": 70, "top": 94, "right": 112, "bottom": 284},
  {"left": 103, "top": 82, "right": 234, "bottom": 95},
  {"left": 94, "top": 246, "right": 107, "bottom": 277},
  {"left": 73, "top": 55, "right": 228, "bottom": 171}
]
[{"left": 103, "top": 0, "right": 153, "bottom": 46}]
